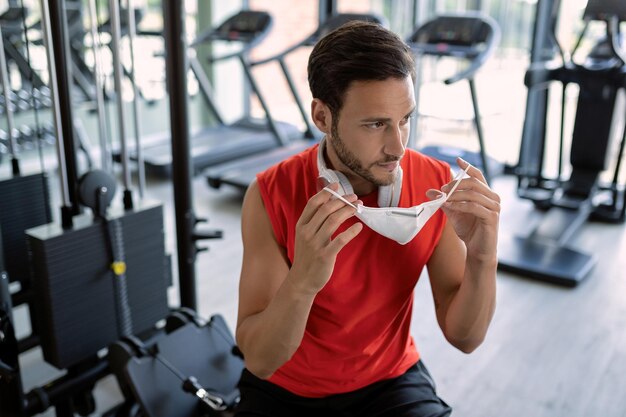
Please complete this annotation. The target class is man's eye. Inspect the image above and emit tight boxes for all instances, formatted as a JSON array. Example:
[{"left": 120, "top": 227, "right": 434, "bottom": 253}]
[
  {"left": 400, "top": 115, "right": 413, "bottom": 125},
  {"left": 366, "top": 122, "right": 385, "bottom": 129}
]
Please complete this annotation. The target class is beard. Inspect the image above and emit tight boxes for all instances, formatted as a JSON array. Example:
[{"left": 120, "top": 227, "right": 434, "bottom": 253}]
[{"left": 329, "top": 120, "right": 400, "bottom": 187}]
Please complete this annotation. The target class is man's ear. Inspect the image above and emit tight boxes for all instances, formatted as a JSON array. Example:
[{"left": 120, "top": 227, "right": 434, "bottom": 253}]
[{"left": 311, "top": 99, "right": 333, "bottom": 134}]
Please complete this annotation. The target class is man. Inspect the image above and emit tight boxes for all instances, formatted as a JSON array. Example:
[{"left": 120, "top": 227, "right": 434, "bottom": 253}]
[{"left": 234, "top": 20, "right": 500, "bottom": 417}]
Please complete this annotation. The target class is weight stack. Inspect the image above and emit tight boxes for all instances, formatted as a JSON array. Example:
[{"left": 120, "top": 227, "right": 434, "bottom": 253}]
[
  {"left": 25, "top": 201, "right": 170, "bottom": 369},
  {"left": 0, "top": 174, "right": 52, "bottom": 285}
]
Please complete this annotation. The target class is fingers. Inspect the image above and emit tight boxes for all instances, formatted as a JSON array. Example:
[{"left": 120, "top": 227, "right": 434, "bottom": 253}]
[
  {"left": 444, "top": 191, "right": 500, "bottom": 214},
  {"left": 441, "top": 160, "right": 501, "bottom": 219},
  {"left": 316, "top": 200, "right": 362, "bottom": 240},
  {"left": 455, "top": 157, "right": 487, "bottom": 185},
  {"left": 306, "top": 193, "right": 359, "bottom": 234},
  {"left": 442, "top": 200, "right": 500, "bottom": 225},
  {"left": 327, "top": 222, "right": 363, "bottom": 255},
  {"left": 442, "top": 175, "right": 500, "bottom": 205},
  {"left": 426, "top": 189, "right": 445, "bottom": 201},
  {"left": 297, "top": 184, "right": 361, "bottom": 250},
  {"left": 444, "top": 183, "right": 501, "bottom": 216},
  {"left": 431, "top": 172, "right": 501, "bottom": 225},
  {"left": 298, "top": 183, "right": 341, "bottom": 226}
]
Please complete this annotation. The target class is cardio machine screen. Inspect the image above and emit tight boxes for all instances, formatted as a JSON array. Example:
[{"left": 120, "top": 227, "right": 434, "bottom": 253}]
[{"left": 584, "top": 0, "right": 626, "bottom": 22}]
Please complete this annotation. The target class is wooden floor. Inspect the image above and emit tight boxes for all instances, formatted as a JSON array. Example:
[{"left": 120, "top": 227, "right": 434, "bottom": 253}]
[{"left": 15, "top": 170, "right": 626, "bottom": 417}]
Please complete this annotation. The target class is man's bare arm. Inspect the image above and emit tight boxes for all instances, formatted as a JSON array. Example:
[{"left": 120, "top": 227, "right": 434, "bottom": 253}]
[
  {"left": 426, "top": 160, "right": 499, "bottom": 353},
  {"left": 236, "top": 181, "right": 362, "bottom": 378}
]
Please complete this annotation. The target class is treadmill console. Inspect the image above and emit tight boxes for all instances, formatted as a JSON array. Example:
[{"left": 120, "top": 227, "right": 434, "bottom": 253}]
[
  {"left": 316, "top": 13, "right": 385, "bottom": 40},
  {"left": 407, "top": 15, "right": 495, "bottom": 58},
  {"left": 410, "top": 16, "right": 490, "bottom": 46},
  {"left": 214, "top": 11, "right": 272, "bottom": 42},
  {"left": 584, "top": 0, "right": 626, "bottom": 22}
]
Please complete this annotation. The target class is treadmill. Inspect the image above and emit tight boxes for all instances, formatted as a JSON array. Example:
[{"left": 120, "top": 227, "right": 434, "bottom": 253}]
[
  {"left": 204, "top": 13, "right": 386, "bottom": 192},
  {"left": 497, "top": 0, "right": 626, "bottom": 286},
  {"left": 0, "top": 6, "right": 46, "bottom": 90},
  {"left": 114, "top": 10, "right": 301, "bottom": 178},
  {"left": 406, "top": 13, "right": 502, "bottom": 184}
]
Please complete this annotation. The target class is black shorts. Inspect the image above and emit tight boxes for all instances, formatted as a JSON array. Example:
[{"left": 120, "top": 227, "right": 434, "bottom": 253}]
[{"left": 234, "top": 360, "right": 452, "bottom": 417}]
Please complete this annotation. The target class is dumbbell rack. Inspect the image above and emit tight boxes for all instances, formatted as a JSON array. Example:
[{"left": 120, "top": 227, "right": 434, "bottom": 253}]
[{"left": 0, "top": 86, "right": 54, "bottom": 156}]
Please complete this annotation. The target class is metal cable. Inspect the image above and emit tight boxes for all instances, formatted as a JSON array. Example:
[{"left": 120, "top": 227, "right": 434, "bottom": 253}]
[{"left": 108, "top": 217, "right": 133, "bottom": 336}]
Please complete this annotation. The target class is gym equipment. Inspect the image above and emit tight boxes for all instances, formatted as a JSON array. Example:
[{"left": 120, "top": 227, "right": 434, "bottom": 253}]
[
  {"left": 497, "top": 0, "right": 626, "bottom": 286},
  {"left": 406, "top": 12, "right": 502, "bottom": 184},
  {"left": 109, "top": 312, "right": 244, "bottom": 417},
  {"left": 26, "top": 191, "right": 170, "bottom": 368},
  {"left": 0, "top": 0, "right": 211, "bottom": 415},
  {"left": 96, "top": 4, "right": 156, "bottom": 103},
  {"left": 25, "top": 0, "right": 171, "bottom": 369},
  {"left": 126, "top": 0, "right": 147, "bottom": 197},
  {"left": 109, "top": 0, "right": 136, "bottom": 210},
  {"left": 0, "top": 16, "right": 52, "bottom": 301},
  {"left": 0, "top": 5, "right": 46, "bottom": 89},
  {"left": 86, "top": 0, "right": 112, "bottom": 174},
  {"left": 114, "top": 10, "right": 302, "bottom": 178},
  {"left": 204, "top": 12, "right": 386, "bottom": 192},
  {"left": 163, "top": 0, "right": 223, "bottom": 310},
  {"left": 105, "top": 6, "right": 241, "bottom": 415},
  {"left": 0, "top": 266, "right": 27, "bottom": 416},
  {"left": 0, "top": 3, "right": 111, "bottom": 414}
]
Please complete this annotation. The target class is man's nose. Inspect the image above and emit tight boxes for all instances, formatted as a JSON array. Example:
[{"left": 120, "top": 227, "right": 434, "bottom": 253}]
[{"left": 384, "top": 125, "right": 406, "bottom": 158}]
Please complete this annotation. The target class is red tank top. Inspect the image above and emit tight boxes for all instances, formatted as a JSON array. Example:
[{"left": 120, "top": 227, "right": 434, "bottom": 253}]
[{"left": 256, "top": 144, "right": 451, "bottom": 397}]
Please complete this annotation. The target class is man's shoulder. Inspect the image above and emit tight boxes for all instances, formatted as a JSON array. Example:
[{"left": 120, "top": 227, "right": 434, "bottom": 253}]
[
  {"left": 256, "top": 143, "right": 319, "bottom": 202},
  {"left": 259, "top": 143, "right": 318, "bottom": 184}
]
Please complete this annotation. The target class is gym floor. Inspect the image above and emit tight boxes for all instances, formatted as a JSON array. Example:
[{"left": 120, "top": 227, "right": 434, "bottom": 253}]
[{"left": 11, "top": 65, "right": 626, "bottom": 417}]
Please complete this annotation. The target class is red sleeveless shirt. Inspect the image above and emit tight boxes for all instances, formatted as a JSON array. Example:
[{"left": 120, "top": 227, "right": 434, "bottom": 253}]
[{"left": 256, "top": 144, "right": 451, "bottom": 397}]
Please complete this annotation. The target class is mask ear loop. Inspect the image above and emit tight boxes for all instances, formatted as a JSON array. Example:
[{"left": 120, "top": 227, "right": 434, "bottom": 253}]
[
  {"left": 445, "top": 164, "right": 472, "bottom": 201},
  {"left": 324, "top": 165, "right": 471, "bottom": 213},
  {"left": 323, "top": 187, "right": 360, "bottom": 212}
]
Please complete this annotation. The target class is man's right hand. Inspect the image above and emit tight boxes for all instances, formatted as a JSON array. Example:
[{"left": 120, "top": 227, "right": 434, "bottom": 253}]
[
  {"left": 237, "top": 181, "right": 363, "bottom": 378},
  {"left": 289, "top": 183, "right": 363, "bottom": 295}
]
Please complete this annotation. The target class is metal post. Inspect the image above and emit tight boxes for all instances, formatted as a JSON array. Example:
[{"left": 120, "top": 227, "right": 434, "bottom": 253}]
[
  {"left": 469, "top": 78, "right": 491, "bottom": 184},
  {"left": 48, "top": 0, "right": 81, "bottom": 218},
  {"left": 40, "top": 0, "right": 74, "bottom": 228},
  {"left": 239, "top": 55, "right": 288, "bottom": 147},
  {"left": 517, "top": 0, "right": 560, "bottom": 180},
  {"left": 163, "top": 0, "right": 197, "bottom": 310},
  {"left": 127, "top": 0, "right": 146, "bottom": 198},
  {"left": 109, "top": 0, "right": 134, "bottom": 210},
  {"left": 319, "top": 0, "right": 337, "bottom": 24},
  {"left": 86, "top": 0, "right": 111, "bottom": 173},
  {"left": 278, "top": 57, "right": 316, "bottom": 139},
  {"left": 0, "top": 29, "right": 19, "bottom": 176}
]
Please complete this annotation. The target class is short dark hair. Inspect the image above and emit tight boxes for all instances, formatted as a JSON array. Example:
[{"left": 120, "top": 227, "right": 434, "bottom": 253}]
[{"left": 307, "top": 21, "right": 415, "bottom": 118}]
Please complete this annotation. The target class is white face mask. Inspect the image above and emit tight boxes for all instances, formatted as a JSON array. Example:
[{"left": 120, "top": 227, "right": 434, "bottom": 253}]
[{"left": 324, "top": 165, "right": 470, "bottom": 245}]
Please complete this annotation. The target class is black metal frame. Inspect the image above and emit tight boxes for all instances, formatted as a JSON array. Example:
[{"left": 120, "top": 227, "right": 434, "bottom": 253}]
[
  {"left": 48, "top": 0, "right": 81, "bottom": 219},
  {"left": 498, "top": 0, "right": 626, "bottom": 286},
  {"left": 0, "top": 1, "right": 174, "bottom": 416},
  {"left": 164, "top": 0, "right": 197, "bottom": 310}
]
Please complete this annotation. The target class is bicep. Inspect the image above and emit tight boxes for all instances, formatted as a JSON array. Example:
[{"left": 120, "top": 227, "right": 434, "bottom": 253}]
[
  {"left": 237, "top": 180, "right": 291, "bottom": 332},
  {"left": 426, "top": 221, "right": 466, "bottom": 327}
]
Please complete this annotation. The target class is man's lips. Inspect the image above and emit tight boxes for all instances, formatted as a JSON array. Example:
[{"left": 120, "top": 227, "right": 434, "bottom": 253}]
[{"left": 377, "top": 161, "right": 400, "bottom": 171}]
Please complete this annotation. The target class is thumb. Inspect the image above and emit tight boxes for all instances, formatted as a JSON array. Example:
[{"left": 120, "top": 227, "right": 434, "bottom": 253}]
[{"left": 425, "top": 189, "right": 444, "bottom": 201}]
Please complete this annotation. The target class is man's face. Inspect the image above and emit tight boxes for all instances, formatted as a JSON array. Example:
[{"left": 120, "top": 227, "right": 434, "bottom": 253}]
[{"left": 326, "top": 76, "right": 415, "bottom": 191}]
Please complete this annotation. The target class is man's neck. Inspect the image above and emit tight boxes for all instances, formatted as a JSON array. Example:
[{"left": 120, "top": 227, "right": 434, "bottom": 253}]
[{"left": 324, "top": 142, "right": 376, "bottom": 196}]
